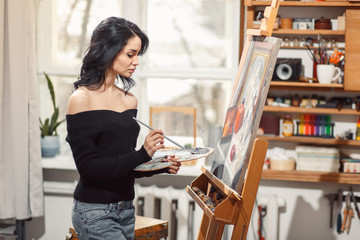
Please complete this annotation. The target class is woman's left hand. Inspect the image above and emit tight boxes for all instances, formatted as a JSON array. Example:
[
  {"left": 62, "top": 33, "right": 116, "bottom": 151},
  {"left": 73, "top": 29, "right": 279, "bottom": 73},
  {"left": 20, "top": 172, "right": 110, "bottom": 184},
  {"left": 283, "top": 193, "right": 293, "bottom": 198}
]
[{"left": 166, "top": 155, "right": 181, "bottom": 174}]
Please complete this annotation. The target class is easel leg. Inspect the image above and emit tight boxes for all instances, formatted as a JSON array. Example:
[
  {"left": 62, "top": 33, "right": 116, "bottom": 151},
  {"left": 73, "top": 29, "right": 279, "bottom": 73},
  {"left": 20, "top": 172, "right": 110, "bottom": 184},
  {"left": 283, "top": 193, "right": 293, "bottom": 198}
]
[
  {"left": 197, "top": 214, "right": 225, "bottom": 240},
  {"left": 198, "top": 214, "right": 210, "bottom": 240}
]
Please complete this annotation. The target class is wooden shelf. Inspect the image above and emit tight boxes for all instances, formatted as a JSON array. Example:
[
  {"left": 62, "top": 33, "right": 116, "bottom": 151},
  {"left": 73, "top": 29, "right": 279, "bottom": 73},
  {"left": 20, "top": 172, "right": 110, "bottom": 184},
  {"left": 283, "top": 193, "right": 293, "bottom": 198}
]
[
  {"left": 272, "top": 29, "right": 345, "bottom": 35},
  {"left": 270, "top": 81, "right": 343, "bottom": 88},
  {"left": 263, "top": 105, "right": 360, "bottom": 115},
  {"left": 248, "top": 1, "right": 360, "bottom": 7},
  {"left": 280, "top": 46, "right": 345, "bottom": 50},
  {"left": 258, "top": 135, "right": 360, "bottom": 146},
  {"left": 262, "top": 169, "right": 360, "bottom": 184}
]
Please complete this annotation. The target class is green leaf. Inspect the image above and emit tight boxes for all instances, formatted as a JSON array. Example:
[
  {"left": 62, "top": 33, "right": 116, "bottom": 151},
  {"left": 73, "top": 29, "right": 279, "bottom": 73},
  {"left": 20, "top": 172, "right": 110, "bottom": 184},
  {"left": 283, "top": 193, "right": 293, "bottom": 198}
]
[
  {"left": 49, "top": 108, "right": 60, "bottom": 134},
  {"left": 43, "top": 118, "right": 50, "bottom": 137},
  {"left": 44, "top": 72, "right": 56, "bottom": 110},
  {"left": 40, "top": 72, "right": 65, "bottom": 137}
]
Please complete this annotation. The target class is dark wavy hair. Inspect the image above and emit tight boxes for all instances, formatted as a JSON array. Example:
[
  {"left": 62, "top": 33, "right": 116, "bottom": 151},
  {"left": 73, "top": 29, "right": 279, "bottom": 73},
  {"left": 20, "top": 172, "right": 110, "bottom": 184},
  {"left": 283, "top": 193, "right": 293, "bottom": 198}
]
[{"left": 74, "top": 17, "right": 149, "bottom": 92}]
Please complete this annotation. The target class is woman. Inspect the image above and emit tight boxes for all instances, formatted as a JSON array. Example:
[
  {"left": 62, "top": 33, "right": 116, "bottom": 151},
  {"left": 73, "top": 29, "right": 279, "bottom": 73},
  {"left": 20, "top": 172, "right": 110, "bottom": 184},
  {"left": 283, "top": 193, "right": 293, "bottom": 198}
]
[{"left": 66, "top": 17, "right": 181, "bottom": 239}]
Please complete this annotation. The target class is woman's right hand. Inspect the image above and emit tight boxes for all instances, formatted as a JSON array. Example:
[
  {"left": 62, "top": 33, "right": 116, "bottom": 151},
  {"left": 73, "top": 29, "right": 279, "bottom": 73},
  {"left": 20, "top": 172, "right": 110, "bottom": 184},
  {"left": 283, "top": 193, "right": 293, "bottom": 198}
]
[{"left": 143, "top": 129, "right": 165, "bottom": 157}]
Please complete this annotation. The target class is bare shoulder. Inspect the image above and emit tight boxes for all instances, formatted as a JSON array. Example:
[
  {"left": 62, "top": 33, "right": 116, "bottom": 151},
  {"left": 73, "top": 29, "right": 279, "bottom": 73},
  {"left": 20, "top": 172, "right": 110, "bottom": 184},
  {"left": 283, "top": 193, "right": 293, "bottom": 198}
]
[
  {"left": 125, "top": 90, "right": 138, "bottom": 109},
  {"left": 67, "top": 87, "right": 91, "bottom": 114},
  {"left": 115, "top": 86, "right": 138, "bottom": 109}
]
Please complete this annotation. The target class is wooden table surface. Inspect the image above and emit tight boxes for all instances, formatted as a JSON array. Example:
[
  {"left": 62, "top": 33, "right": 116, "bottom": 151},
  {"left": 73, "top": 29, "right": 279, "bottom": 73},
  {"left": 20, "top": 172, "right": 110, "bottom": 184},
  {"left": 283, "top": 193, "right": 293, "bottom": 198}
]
[{"left": 134, "top": 216, "right": 168, "bottom": 240}]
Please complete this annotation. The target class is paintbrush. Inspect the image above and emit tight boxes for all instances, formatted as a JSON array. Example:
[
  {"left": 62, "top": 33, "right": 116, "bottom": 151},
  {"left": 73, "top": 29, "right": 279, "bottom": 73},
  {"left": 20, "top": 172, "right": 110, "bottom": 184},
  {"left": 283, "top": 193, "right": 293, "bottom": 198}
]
[
  {"left": 305, "top": 44, "right": 319, "bottom": 64},
  {"left": 133, "top": 117, "right": 193, "bottom": 152}
]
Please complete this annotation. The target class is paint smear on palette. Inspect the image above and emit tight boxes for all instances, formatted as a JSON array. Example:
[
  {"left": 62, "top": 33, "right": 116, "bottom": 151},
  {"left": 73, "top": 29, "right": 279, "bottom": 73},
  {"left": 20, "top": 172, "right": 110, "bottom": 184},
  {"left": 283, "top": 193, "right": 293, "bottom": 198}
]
[
  {"left": 154, "top": 147, "right": 214, "bottom": 162},
  {"left": 134, "top": 147, "right": 214, "bottom": 172},
  {"left": 134, "top": 156, "right": 172, "bottom": 172}
]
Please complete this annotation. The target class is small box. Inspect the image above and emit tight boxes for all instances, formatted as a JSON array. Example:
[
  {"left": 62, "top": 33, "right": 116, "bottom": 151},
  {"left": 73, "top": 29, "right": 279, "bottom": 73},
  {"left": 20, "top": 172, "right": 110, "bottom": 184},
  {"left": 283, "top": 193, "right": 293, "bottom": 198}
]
[
  {"left": 343, "top": 158, "right": 360, "bottom": 173},
  {"left": 338, "top": 15, "right": 345, "bottom": 31},
  {"left": 270, "top": 159, "right": 295, "bottom": 171},
  {"left": 292, "top": 18, "right": 313, "bottom": 30}
]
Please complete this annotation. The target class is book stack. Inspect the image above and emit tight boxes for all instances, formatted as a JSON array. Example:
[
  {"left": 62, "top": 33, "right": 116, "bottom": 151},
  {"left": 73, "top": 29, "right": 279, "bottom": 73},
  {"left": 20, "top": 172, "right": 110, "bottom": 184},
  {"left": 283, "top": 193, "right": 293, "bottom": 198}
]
[{"left": 295, "top": 145, "right": 340, "bottom": 172}]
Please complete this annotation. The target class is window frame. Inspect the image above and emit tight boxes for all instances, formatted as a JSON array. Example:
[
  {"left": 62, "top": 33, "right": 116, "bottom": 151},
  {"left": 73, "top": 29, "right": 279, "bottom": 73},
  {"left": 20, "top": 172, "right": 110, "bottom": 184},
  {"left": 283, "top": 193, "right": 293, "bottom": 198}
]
[
  {"left": 37, "top": 0, "right": 241, "bottom": 143},
  {"left": 37, "top": 0, "right": 240, "bottom": 78}
]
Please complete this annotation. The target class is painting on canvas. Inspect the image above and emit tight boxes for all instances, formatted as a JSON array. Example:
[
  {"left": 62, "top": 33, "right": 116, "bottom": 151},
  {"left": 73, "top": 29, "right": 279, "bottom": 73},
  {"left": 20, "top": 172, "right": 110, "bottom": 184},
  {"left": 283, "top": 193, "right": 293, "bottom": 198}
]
[{"left": 210, "top": 36, "right": 281, "bottom": 193}]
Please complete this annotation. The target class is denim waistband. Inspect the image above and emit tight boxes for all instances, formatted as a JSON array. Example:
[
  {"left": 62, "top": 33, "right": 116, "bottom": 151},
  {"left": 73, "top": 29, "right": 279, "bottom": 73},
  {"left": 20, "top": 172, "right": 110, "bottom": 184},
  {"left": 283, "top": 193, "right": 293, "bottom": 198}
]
[{"left": 73, "top": 199, "right": 133, "bottom": 212}]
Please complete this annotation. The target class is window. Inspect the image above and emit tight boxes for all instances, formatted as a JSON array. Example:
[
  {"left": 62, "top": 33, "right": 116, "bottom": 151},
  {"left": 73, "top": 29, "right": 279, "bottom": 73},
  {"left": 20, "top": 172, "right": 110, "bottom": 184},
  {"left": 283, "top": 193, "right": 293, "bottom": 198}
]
[
  {"left": 37, "top": 0, "right": 240, "bottom": 153},
  {"left": 38, "top": 0, "right": 123, "bottom": 75},
  {"left": 144, "top": 0, "right": 236, "bottom": 71}
]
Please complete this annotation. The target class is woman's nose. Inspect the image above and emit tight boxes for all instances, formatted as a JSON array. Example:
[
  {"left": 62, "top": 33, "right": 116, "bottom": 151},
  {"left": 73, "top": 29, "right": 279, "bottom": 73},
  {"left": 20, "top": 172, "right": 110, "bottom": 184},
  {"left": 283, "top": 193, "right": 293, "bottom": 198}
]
[{"left": 133, "top": 56, "right": 139, "bottom": 66}]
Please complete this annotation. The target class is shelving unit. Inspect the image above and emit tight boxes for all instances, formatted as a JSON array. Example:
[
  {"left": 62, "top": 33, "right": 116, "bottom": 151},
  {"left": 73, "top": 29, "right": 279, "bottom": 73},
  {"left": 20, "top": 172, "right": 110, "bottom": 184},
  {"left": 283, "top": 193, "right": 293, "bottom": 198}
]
[
  {"left": 273, "top": 29, "right": 344, "bottom": 35},
  {"left": 263, "top": 106, "right": 360, "bottom": 115},
  {"left": 262, "top": 169, "right": 360, "bottom": 185},
  {"left": 241, "top": 0, "right": 360, "bottom": 184},
  {"left": 258, "top": 136, "right": 360, "bottom": 147},
  {"left": 270, "top": 81, "right": 343, "bottom": 89},
  {"left": 258, "top": 135, "right": 360, "bottom": 146},
  {"left": 251, "top": 1, "right": 360, "bottom": 7},
  {"left": 243, "top": 0, "right": 360, "bottom": 91}
]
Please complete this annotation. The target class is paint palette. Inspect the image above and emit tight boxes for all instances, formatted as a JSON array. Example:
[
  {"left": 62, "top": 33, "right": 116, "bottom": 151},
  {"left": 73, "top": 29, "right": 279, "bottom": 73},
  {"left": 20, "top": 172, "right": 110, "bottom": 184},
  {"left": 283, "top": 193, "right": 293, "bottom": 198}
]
[
  {"left": 134, "top": 156, "right": 172, "bottom": 172},
  {"left": 154, "top": 147, "right": 214, "bottom": 162},
  {"left": 134, "top": 147, "right": 214, "bottom": 171}
]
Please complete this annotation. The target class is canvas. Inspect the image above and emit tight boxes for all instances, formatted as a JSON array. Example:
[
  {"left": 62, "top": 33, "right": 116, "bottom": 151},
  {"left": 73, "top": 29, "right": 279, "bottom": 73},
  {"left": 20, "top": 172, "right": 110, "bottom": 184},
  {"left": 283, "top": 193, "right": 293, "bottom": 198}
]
[{"left": 210, "top": 36, "right": 281, "bottom": 193}]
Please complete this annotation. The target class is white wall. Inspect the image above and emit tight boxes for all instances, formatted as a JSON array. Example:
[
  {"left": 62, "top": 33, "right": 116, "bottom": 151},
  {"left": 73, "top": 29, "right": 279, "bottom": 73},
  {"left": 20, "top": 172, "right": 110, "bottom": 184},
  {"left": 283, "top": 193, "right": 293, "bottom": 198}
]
[{"left": 247, "top": 180, "right": 360, "bottom": 240}]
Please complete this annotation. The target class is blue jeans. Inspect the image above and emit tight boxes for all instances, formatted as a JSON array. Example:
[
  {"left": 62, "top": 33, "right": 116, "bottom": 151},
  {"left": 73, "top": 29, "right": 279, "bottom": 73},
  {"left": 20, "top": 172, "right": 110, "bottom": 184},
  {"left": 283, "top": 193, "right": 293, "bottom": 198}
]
[{"left": 72, "top": 199, "right": 135, "bottom": 240}]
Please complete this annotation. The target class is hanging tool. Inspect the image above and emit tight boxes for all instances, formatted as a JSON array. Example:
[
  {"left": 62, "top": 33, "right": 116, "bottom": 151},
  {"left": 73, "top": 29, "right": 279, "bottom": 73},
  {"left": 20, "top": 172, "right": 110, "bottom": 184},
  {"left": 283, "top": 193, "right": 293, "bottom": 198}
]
[
  {"left": 341, "top": 193, "right": 354, "bottom": 234},
  {"left": 336, "top": 189, "right": 343, "bottom": 234},
  {"left": 258, "top": 205, "right": 267, "bottom": 240},
  {"left": 349, "top": 186, "right": 360, "bottom": 219},
  {"left": 329, "top": 49, "right": 344, "bottom": 65},
  {"left": 327, "top": 194, "right": 335, "bottom": 228}
]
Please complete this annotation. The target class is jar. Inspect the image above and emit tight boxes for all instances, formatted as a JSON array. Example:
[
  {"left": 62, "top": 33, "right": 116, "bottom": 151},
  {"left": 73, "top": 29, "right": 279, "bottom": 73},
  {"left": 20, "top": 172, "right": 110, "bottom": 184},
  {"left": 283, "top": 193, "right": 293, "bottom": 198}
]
[
  {"left": 315, "top": 18, "right": 332, "bottom": 30},
  {"left": 282, "top": 114, "right": 294, "bottom": 136},
  {"left": 292, "top": 94, "right": 300, "bottom": 107},
  {"left": 281, "top": 18, "right": 293, "bottom": 29}
]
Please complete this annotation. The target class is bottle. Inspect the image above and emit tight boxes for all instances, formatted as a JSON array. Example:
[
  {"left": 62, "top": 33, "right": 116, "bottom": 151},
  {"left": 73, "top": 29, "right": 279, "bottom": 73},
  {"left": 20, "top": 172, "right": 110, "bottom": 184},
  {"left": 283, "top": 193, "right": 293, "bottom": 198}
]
[
  {"left": 299, "top": 114, "right": 305, "bottom": 135},
  {"left": 356, "top": 117, "right": 360, "bottom": 140},
  {"left": 325, "top": 115, "right": 331, "bottom": 136},
  {"left": 304, "top": 114, "right": 310, "bottom": 135},
  {"left": 315, "top": 115, "right": 320, "bottom": 136},
  {"left": 310, "top": 114, "right": 315, "bottom": 136},
  {"left": 282, "top": 114, "right": 294, "bottom": 136}
]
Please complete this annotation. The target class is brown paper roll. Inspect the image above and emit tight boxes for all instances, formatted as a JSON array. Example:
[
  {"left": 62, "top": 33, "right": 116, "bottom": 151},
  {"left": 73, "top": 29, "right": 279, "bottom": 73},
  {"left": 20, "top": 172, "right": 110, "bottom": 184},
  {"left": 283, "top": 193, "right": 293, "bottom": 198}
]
[{"left": 281, "top": 18, "right": 293, "bottom": 29}]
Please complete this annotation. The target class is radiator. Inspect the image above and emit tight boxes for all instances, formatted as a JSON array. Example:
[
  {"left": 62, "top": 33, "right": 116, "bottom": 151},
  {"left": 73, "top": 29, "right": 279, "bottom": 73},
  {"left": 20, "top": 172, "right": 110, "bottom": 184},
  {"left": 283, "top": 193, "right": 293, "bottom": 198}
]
[{"left": 134, "top": 184, "right": 203, "bottom": 240}]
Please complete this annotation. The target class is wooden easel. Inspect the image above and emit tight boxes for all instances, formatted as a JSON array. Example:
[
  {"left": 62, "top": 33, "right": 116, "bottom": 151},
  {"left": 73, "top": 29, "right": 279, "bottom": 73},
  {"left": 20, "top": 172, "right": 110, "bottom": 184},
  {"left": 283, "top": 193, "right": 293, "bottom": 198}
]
[
  {"left": 186, "top": 0, "right": 280, "bottom": 239},
  {"left": 186, "top": 138, "right": 268, "bottom": 240}
]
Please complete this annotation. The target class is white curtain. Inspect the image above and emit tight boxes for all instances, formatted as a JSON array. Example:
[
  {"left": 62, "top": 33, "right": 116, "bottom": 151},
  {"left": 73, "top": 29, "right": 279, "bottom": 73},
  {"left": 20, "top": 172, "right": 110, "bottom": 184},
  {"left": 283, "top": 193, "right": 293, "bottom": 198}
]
[{"left": 0, "top": 0, "right": 44, "bottom": 219}]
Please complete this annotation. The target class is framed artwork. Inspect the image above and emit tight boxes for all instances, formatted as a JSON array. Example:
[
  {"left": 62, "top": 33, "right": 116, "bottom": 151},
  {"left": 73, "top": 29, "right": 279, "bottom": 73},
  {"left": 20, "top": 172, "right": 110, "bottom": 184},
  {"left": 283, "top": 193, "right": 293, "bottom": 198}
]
[{"left": 210, "top": 36, "right": 281, "bottom": 194}]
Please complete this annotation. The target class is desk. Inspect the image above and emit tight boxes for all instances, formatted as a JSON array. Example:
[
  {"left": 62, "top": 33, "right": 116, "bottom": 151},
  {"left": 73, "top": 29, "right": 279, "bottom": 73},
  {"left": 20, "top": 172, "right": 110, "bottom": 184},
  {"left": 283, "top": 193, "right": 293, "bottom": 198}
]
[{"left": 135, "top": 216, "right": 168, "bottom": 239}]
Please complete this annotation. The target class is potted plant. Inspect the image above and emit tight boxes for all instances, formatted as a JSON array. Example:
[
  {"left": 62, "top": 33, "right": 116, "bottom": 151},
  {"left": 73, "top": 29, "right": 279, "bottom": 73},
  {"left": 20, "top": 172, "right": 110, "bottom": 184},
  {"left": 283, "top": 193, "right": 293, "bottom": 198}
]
[{"left": 39, "top": 72, "right": 65, "bottom": 157}]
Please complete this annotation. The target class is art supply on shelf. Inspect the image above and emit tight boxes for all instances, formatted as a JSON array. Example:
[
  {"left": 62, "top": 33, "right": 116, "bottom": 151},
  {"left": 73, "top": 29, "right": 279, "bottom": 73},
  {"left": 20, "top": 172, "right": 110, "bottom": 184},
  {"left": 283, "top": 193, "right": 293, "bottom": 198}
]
[
  {"left": 342, "top": 158, "right": 360, "bottom": 173},
  {"left": 280, "top": 18, "right": 293, "bottom": 29},
  {"left": 282, "top": 114, "right": 294, "bottom": 136},
  {"left": 296, "top": 145, "right": 340, "bottom": 172},
  {"left": 356, "top": 117, "right": 360, "bottom": 140},
  {"left": 299, "top": 114, "right": 305, "bottom": 135},
  {"left": 295, "top": 114, "right": 334, "bottom": 138}
]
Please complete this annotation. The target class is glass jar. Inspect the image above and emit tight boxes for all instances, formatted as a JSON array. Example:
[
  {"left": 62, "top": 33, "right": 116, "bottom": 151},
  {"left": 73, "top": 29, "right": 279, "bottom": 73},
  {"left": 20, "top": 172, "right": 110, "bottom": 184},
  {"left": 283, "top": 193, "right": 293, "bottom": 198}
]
[{"left": 282, "top": 114, "right": 294, "bottom": 136}]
